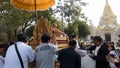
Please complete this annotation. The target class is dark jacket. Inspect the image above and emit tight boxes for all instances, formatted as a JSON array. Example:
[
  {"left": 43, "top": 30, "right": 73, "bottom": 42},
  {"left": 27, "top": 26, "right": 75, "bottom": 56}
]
[
  {"left": 89, "top": 42, "right": 110, "bottom": 68},
  {"left": 57, "top": 47, "right": 81, "bottom": 68},
  {"left": 115, "top": 62, "right": 120, "bottom": 68}
]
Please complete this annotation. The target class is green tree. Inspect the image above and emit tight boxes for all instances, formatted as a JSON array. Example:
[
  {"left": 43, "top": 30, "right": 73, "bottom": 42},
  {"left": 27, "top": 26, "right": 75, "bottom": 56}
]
[
  {"left": 78, "top": 21, "right": 91, "bottom": 39},
  {"left": 0, "top": 0, "right": 34, "bottom": 42},
  {"left": 64, "top": 20, "right": 90, "bottom": 40},
  {"left": 64, "top": 23, "right": 76, "bottom": 39},
  {"left": 25, "top": 25, "right": 34, "bottom": 38},
  {"left": 53, "top": 0, "right": 87, "bottom": 23},
  {"left": 51, "top": 0, "right": 89, "bottom": 37}
]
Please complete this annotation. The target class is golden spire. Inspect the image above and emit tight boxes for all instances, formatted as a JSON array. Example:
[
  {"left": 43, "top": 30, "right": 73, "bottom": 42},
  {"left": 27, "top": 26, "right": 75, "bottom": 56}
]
[
  {"left": 102, "top": 0, "right": 114, "bottom": 17},
  {"left": 100, "top": 0, "right": 116, "bottom": 24}
]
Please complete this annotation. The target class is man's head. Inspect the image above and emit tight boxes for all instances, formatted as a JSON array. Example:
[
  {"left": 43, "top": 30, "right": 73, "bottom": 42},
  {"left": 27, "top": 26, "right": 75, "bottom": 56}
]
[
  {"left": 72, "top": 34, "right": 78, "bottom": 40},
  {"left": 69, "top": 40, "right": 76, "bottom": 48},
  {"left": 17, "top": 33, "right": 27, "bottom": 42},
  {"left": 41, "top": 33, "right": 51, "bottom": 43},
  {"left": 93, "top": 36, "right": 103, "bottom": 46}
]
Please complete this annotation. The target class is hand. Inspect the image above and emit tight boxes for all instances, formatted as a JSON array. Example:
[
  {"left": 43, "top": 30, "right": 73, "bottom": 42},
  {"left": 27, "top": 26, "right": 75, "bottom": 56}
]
[
  {"left": 106, "top": 55, "right": 116, "bottom": 63},
  {"left": 89, "top": 54, "right": 94, "bottom": 58}
]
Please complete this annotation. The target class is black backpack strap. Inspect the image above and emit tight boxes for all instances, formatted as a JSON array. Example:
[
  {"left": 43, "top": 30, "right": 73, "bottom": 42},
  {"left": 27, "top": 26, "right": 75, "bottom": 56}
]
[{"left": 15, "top": 43, "right": 24, "bottom": 68}]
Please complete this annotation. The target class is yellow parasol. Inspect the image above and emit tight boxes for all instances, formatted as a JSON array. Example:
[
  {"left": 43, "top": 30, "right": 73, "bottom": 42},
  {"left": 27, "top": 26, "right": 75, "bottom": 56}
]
[
  {"left": 10, "top": 0, "right": 55, "bottom": 45},
  {"left": 10, "top": 0, "right": 55, "bottom": 11},
  {"left": 10, "top": 0, "right": 55, "bottom": 24}
]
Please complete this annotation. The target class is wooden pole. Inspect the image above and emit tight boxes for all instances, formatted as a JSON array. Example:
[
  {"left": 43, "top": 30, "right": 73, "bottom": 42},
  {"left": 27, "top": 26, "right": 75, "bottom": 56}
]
[{"left": 34, "top": 0, "right": 39, "bottom": 45}]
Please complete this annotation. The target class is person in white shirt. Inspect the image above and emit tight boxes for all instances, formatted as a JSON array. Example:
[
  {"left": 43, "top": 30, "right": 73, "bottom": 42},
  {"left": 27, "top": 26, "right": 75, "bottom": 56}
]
[
  {"left": 89, "top": 36, "right": 110, "bottom": 68},
  {"left": 4, "top": 33, "right": 34, "bottom": 68},
  {"left": 0, "top": 56, "right": 4, "bottom": 68},
  {"left": 72, "top": 34, "right": 80, "bottom": 50},
  {"left": 72, "top": 34, "right": 87, "bottom": 57},
  {"left": 35, "top": 33, "right": 58, "bottom": 68},
  {"left": 107, "top": 43, "right": 118, "bottom": 68}
]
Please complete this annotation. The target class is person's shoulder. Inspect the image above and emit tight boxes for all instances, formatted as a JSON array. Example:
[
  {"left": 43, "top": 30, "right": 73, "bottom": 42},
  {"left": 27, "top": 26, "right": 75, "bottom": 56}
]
[
  {"left": 22, "top": 43, "right": 33, "bottom": 51},
  {"left": 58, "top": 48, "right": 67, "bottom": 54},
  {"left": 26, "top": 45, "right": 33, "bottom": 49},
  {"left": 102, "top": 42, "right": 107, "bottom": 45},
  {"left": 35, "top": 44, "right": 41, "bottom": 50},
  {"left": 7, "top": 44, "right": 14, "bottom": 50},
  {"left": 49, "top": 43, "right": 58, "bottom": 48},
  {"left": 60, "top": 48, "right": 68, "bottom": 52},
  {"left": 102, "top": 42, "right": 108, "bottom": 47}
]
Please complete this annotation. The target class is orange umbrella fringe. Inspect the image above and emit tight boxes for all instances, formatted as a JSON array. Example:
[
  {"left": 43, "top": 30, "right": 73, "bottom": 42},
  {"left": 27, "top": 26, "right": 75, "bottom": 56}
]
[
  {"left": 11, "top": 0, "right": 55, "bottom": 11},
  {"left": 11, "top": 0, "right": 54, "bottom": 4}
]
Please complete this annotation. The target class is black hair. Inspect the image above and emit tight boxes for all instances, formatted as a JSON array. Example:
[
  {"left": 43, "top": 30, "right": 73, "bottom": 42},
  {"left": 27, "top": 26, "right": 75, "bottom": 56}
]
[
  {"left": 108, "top": 42, "right": 114, "bottom": 46},
  {"left": 109, "top": 44, "right": 115, "bottom": 50},
  {"left": 9, "top": 40, "right": 14, "bottom": 45},
  {"left": 41, "top": 33, "right": 51, "bottom": 43},
  {"left": 93, "top": 36, "right": 103, "bottom": 42},
  {"left": 72, "top": 34, "right": 77, "bottom": 39},
  {"left": 69, "top": 40, "right": 76, "bottom": 47},
  {"left": 17, "top": 33, "right": 27, "bottom": 42}
]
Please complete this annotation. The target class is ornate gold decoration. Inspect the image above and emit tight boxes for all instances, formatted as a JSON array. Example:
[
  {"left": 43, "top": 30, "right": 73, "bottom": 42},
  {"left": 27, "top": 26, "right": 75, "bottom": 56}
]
[{"left": 31, "top": 17, "right": 52, "bottom": 49}]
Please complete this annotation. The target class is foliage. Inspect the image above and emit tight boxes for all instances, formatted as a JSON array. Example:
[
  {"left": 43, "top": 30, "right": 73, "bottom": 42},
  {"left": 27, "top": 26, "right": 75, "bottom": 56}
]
[
  {"left": 51, "top": 0, "right": 90, "bottom": 40},
  {"left": 0, "top": 0, "right": 90, "bottom": 43},
  {"left": 64, "top": 20, "right": 90, "bottom": 40},
  {"left": 0, "top": 0, "right": 59, "bottom": 42},
  {"left": 52, "top": 0, "right": 87, "bottom": 23},
  {"left": 25, "top": 25, "right": 34, "bottom": 39},
  {"left": 78, "top": 21, "right": 91, "bottom": 38},
  {"left": 0, "top": 0, "right": 34, "bottom": 42},
  {"left": 64, "top": 23, "right": 76, "bottom": 39}
]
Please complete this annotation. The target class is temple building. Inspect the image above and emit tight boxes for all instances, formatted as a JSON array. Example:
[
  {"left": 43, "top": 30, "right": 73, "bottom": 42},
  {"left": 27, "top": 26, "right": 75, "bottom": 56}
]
[{"left": 88, "top": 0, "right": 120, "bottom": 42}]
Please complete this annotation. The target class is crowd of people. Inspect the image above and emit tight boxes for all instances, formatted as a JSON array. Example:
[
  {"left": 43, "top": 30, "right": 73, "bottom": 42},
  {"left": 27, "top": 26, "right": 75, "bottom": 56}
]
[{"left": 1, "top": 32, "right": 120, "bottom": 68}]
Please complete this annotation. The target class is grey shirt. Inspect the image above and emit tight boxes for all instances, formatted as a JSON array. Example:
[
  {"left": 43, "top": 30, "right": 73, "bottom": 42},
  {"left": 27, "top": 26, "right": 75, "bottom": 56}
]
[{"left": 35, "top": 43, "right": 58, "bottom": 68}]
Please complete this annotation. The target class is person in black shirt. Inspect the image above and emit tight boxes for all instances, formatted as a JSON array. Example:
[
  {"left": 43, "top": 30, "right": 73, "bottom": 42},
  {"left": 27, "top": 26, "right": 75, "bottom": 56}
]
[{"left": 57, "top": 40, "right": 81, "bottom": 68}]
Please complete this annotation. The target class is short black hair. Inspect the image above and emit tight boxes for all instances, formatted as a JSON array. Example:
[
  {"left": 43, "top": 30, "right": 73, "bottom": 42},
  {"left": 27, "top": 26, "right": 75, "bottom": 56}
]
[
  {"left": 72, "top": 34, "right": 77, "bottom": 39},
  {"left": 0, "top": 44, "right": 6, "bottom": 48},
  {"left": 93, "top": 36, "right": 103, "bottom": 42},
  {"left": 41, "top": 33, "right": 51, "bottom": 43},
  {"left": 69, "top": 40, "right": 76, "bottom": 47},
  {"left": 17, "top": 33, "right": 27, "bottom": 42}
]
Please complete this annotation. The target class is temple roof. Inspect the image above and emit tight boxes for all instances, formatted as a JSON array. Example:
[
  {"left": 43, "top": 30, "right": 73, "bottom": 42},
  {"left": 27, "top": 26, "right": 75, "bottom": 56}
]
[{"left": 102, "top": 0, "right": 114, "bottom": 17}]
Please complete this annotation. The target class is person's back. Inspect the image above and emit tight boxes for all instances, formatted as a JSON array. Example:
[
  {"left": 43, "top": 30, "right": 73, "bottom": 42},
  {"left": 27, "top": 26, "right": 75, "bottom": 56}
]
[
  {"left": 58, "top": 40, "right": 81, "bottom": 68},
  {"left": 35, "top": 43, "right": 57, "bottom": 68},
  {"left": 35, "top": 33, "right": 58, "bottom": 68},
  {"left": 58, "top": 48, "right": 81, "bottom": 68},
  {"left": 4, "top": 33, "right": 34, "bottom": 68}
]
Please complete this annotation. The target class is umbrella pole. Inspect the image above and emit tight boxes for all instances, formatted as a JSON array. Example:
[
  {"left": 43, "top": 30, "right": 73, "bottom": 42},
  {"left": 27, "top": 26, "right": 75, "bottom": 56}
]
[
  {"left": 34, "top": 0, "right": 39, "bottom": 45},
  {"left": 34, "top": 0, "right": 37, "bottom": 23}
]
